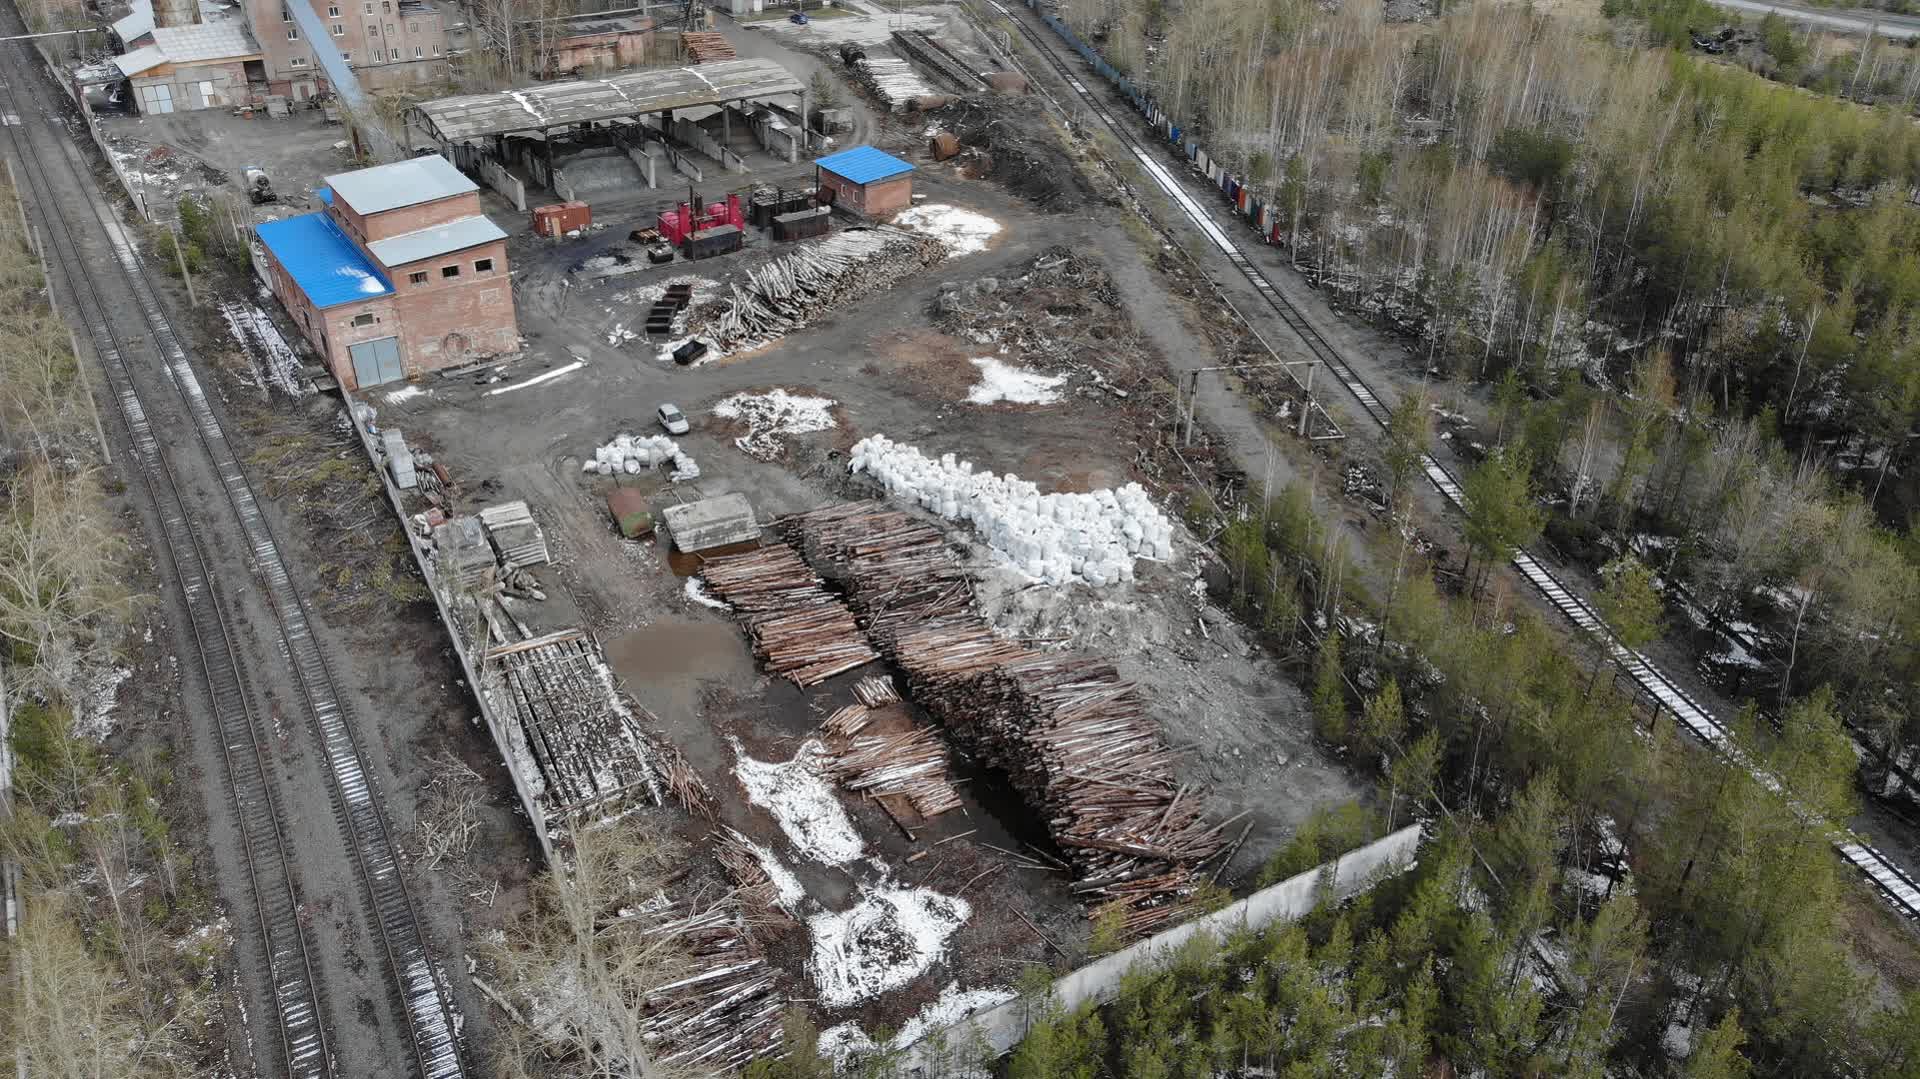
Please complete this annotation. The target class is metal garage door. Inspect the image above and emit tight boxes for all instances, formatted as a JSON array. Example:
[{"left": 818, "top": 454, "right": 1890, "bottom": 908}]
[{"left": 348, "top": 336, "right": 404, "bottom": 388}]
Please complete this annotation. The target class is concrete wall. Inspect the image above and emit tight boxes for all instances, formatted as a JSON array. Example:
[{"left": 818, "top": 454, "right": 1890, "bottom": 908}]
[
  {"left": 477, "top": 154, "right": 527, "bottom": 210},
  {"left": 735, "top": 104, "right": 798, "bottom": 163},
  {"left": 900, "top": 823, "right": 1423, "bottom": 1073},
  {"left": 671, "top": 116, "right": 745, "bottom": 173}
]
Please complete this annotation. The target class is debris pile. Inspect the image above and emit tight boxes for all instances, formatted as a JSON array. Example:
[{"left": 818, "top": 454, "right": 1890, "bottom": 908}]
[
  {"left": 628, "top": 897, "right": 784, "bottom": 1070},
  {"left": 807, "top": 884, "right": 970, "bottom": 1007},
  {"left": 699, "top": 545, "right": 879, "bottom": 686},
  {"left": 585, "top": 432, "right": 700, "bottom": 482},
  {"left": 921, "top": 98, "right": 1097, "bottom": 211},
  {"left": 779, "top": 503, "right": 1224, "bottom": 932},
  {"left": 694, "top": 228, "right": 948, "bottom": 351},
  {"left": 849, "top": 434, "right": 1175, "bottom": 586},
  {"left": 479, "top": 500, "right": 551, "bottom": 567},
  {"left": 712, "top": 389, "right": 838, "bottom": 461}
]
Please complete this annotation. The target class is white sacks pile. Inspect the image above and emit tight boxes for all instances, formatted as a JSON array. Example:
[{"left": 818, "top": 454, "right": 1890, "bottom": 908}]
[
  {"left": 849, "top": 434, "right": 1173, "bottom": 586},
  {"left": 584, "top": 433, "right": 701, "bottom": 482}
]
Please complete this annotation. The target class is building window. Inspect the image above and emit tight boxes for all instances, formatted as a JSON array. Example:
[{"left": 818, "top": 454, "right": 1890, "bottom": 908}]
[
  {"left": 382, "top": 1, "right": 390, "bottom": 10},
  {"left": 440, "top": 264, "right": 460, "bottom": 279},
  {"left": 389, "top": 48, "right": 399, "bottom": 60},
  {"left": 289, "top": 56, "right": 308, "bottom": 66},
  {"left": 431, "top": 44, "right": 438, "bottom": 54},
  {"left": 366, "top": 22, "right": 377, "bottom": 33},
  {"left": 332, "top": 22, "right": 343, "bottom": 34},
  {"left": 407, "top": 20, "right": 416, "bottom": 31},
  {"left": 385, "top": 22, "right": 393, "bottom": 34},
  {"left": 280, "top": 5, "right": 290, "bottom": 18},
  {"left": 351, "top": 312, "right": 375, "bottom": 326},
  {"left": 363, "top": 1, "right": 371, "bottom": 11},
  {"left": 342, "top": 51, "right": 351, "bottom": 62},
  {"left": 408, "top": 270, "right": 428, "bottom": 284},
  {"left": 412, "top": 44, "right": 421, "bottom": 57},
  {"left": 286, "top": 25, "right": 298, "bottom": 39},
  {"left": 474, "top": 257, "right": 493, "bottom": 273},
  {"left": 327, "top": 4, "right": 339, "bottom": 14}
]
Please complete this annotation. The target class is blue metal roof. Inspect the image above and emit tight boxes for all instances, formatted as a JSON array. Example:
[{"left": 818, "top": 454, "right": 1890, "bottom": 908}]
[
  {"left": 255, "top": 212, "right": 393, "bottom": 309},
  {"left": 316, "top": 186, "right": 333, "bottom": 206},
  {"left": 815, "top": 145, "right": 914, "bottom": 185}
]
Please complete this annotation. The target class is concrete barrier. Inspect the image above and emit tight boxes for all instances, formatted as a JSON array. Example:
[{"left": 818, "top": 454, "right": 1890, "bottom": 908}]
[
  {"left": 898, "top": 823, "right": 1423, "bottom": 1072},
  {"left": 478, "top": 155, "right": 527, "bottom": 211}
]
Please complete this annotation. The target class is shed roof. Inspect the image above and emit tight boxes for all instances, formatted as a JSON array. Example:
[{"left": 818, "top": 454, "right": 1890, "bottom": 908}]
[
  {"left": 406, "top": 58, "right": 803, "bottom": 143},
  {"left": 112, "top": 0, "right": 238, "bottom": 45},
  {"left": 151, "top": 20, "right": 257, "bottom": 62},
  {"left": 814, "top": 145, "right": 915, "bottom": 185},
  {"left": 368, "top": 214, "right": 508, "bottom": 267},
  {"left": 325, "top": 155, "right": 476, "bottom": 215},
  {"left": 114, "top": 45, "right": 166, "bottom": 76},
  {"left": 255, "top": 212, "right": 395, "bottom": 309}
]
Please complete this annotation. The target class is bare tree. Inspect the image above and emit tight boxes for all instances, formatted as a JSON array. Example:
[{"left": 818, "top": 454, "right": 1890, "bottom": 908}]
[{"left": 0, "top": 466, "right": 137, "bottom": 703}]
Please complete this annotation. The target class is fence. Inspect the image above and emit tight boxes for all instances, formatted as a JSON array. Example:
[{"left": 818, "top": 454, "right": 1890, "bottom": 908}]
[{"left": 898, "top": 823, "right": 1423, "bottom": 1072}]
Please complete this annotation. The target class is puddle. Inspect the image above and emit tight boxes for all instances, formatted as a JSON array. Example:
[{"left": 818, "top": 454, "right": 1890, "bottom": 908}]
[
  {"left": 666, "top": 538, "right": 762, "bottom": 577},
  {"left": 605, "top": 620, "right": 757, "bottom": 729}
]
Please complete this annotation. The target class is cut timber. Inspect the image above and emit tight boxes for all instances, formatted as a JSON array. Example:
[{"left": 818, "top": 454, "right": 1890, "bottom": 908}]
[
  {"left": 694, "top": 227, "right": 948, "bottom": 351},
  {"left": 699, "top": 543, "right": 879, "bottom": 686},
  {"left": 661, "top": 492, "right": 759, "bottom": 552},
  {"left": 681, "top": 30, "right": 736, "bottom": 63}
]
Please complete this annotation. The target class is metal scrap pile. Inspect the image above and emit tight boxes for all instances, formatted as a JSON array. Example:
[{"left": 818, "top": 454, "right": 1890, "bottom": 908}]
[
  {"left": 778, "top": 502, "right": 1226, "bottom": 932},
  {"left": 698, "top": 544, "right": 879, "bottom": 686},
  {"left": 693, "top": 227, "right": 948, "bottom": 351}
]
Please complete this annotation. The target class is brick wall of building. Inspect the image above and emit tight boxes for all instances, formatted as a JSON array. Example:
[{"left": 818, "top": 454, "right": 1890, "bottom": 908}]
[
  {"left": 386, "top": 237, "right": 518, "bottom": 369},
  {"left": 330, "top": 189, "right": 481, "bottom": 243},
  {"left": 246, "top": 0, "right": 445, "bottom": 94},
  {"left": 820, "top": 171, "right": 911, "bottom": 217},
  {"left": 259, "top": 245, "right": 403, "bottom": 389}
]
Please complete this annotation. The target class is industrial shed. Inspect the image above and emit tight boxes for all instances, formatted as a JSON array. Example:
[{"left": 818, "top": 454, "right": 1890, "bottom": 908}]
[{"left": 814, "top": 145, "right": 915, "bottom": 217}]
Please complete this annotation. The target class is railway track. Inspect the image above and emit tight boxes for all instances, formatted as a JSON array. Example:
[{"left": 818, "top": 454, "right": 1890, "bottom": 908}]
[
  {"left": 0, "top": 17, "right": 467, "bottom": 1077},
  {"left": 991, "top": 0, "right": 1920, "bottom": 921}
]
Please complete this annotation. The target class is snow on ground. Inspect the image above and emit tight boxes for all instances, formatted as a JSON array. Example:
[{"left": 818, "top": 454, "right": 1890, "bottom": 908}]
[
  {"left": 683, "top": 577, "right": 731, "bottom": 611},
  {"left": 219, "top": 302, "right": 310, "bottom": 398},
  {"left": 817, "top": 981, "right": 1015, "bottom": 1067},
  {"left": 712, "top": 388, "right": 837, "bottom": 460},
  {"left": 965, "top": 357, "right": 1066, "bottom": 406},
  {"left": 73, "top": 665, "right": 132, "bottom": 742},
  {"left": 734, "top": 739, "right": 866, "bottom": 865},
  {"left": 895, "top": 204, "right": 1002, "bottom": 257},
  {"left": 487, "top": 360, "right": 585, "bottom": 396},
  {"left": 807, "top": 884, "right": 972, "bottom": 1008},
  {"left": 384, "top": 384, "right": 425, "bottom": 405}
]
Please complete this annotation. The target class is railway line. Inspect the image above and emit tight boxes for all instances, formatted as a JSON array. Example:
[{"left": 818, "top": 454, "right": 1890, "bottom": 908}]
[
  {"left": 990, "top": 0, "right": 1920, "bottom": 921},
  {"left": 0, "top": 14, "right": 466, "bottom": 1077}
]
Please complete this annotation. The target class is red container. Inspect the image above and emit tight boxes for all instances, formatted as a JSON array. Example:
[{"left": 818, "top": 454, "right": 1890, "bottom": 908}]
[{"left": 532, "top": 200, "right": 592, "bottom": 237}]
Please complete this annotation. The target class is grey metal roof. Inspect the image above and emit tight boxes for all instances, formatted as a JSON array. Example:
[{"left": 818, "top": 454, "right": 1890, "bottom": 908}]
[
  {"left": 114, "top": 45, "right": 165, "bottom": 76},
  {"left": 147, "top": 20, "right": 258, "bottom": 63},
  {"left": 325, "top": 155, "right": 477, "bottom": 215},
  {"left": 368, "top": 214, "right": 507, "bottom": 267},
  {"left": 406, "top": 58, "right": 804, "bottom": 143}
]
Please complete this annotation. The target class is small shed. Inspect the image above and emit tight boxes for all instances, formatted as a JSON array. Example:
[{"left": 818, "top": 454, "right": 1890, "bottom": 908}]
[
  {"left": 661, "top": 493, "right": 758, "bottom": 552},
  {"left": 814, "top": 146, "right": 915, "bottom": 218}
]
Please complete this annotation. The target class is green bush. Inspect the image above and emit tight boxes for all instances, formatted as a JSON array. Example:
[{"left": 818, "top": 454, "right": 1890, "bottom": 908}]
[{"left": 1257, "top": 800, "right": 1381, "bottom": 886}]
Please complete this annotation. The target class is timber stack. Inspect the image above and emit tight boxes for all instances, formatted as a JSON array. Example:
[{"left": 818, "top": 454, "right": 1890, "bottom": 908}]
[
  {"left": 680, "top": 30, "right": 737, "bottom": 62},
  {"left": 700, "top": 544, "right": 878, "bottom": 686},
  {"left": 696, "top": 229, "right": 948, "bottom": 351},
  {"left": 634, "top": 898, "right": 785, "bottom": 1071},
  {"left": 779, "top": 502, "right": 1227, "bottom": 928}
]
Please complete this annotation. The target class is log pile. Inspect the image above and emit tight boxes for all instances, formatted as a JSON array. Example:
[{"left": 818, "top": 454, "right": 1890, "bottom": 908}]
[
  {"left": 699, "top": 544, "right": 878, "bottom": 686},
  {"left": 715, "top": 828, "right": 789, "bottom": 917},
  {"left": 695, "top": 228, "right": 948, "bottom": 351},
  {"left": 680, "top": 30, "right": 736, "bottom": 62},
  {"left": 853, "top": 675, "right": 900, "bottom": 706},
  {"left": 780, "top": 502, "right": 1227, "bottom": 929},
  {"left": 821, "top": 724, "right": 963, "bottom": 818},
  {"left": 626, "top": 899, "right": 784, "bottom": 1071}
]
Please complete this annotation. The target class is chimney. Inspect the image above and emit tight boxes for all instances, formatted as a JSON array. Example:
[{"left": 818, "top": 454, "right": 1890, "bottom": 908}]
[{"left": 153, "top": 0, "right": 200, "bottom": 28}]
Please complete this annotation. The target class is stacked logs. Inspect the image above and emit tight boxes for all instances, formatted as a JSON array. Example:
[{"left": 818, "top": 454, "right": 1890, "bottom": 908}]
[
  {"left": 680, "top": 30, "right": 736, "bottom": 62},
  {"left": 700, "top": 545, "right": 878, "bottom": 686},
  {"left": 821, "top": 721, "right": 964, "bottom": 818},
  {"left": 696, "top": 229, "right": 949, "bottom": 350},
  {"left": 779, "top": 503, "right": 1227, "bottom": 928},
  {"left": 627, "top": 899, "right": 784, "bottom": 1070}
]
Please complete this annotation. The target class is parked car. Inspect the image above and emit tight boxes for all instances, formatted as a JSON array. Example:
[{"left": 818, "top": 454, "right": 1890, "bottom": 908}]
[{"left": 657, "top": 403, "right": 690, "bottom": 435}]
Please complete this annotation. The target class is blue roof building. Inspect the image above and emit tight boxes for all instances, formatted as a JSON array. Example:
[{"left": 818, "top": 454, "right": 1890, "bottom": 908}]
[
  {"left": 814, "top": 146, "right": 916, "bottom": 216},
  {"left": 255, "top": 212, "right": 394, "bottom": 309}
]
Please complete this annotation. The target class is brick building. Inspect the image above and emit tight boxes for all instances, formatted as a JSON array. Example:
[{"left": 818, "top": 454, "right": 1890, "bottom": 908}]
[
  {"left": 545, "top": 15, "right": 654, "bottom": 76},
  {"left": 814, "top": 145, "right": 915, "bottom": 218},
  {"left": 247, "top": 0, "right": 448, "bottom": 98},
  {"left": 112, "top": 21, "right": 261, "bottom": 113},
  {"left": 255, "top": 154, "right": 517, "bottom": 391}
]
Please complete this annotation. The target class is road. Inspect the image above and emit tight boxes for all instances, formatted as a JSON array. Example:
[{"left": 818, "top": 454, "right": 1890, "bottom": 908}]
[{"left": 1708, "top": 0, "right": 1920, "bottom": 38}]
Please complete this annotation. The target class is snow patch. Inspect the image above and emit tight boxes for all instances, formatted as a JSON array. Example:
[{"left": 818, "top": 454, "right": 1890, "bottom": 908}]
[
  {"left": 384, "top": 384, "right": 425, "bottom": 404},
  {"left": 684, "top": 577, "right": 731, "bottom": 611},
  {"left": 74, "top": 665, "right": 132, "bottom": 742},
  {"left": 965, "top": 357, "right": 1066, "bottom": 406},
  {"left": 807, "top": 884, "right": 971, "bottom": 1008},
  {"left": 743, "top": 836, "right": 807, "bottom": 911},
  {"left": 712, "top": 388, "right": 837, "bottom": 460},
  {"left": 894, "top": 204, "right": 1001, "bottom": 257},
  {"left": 817, "top": 981, "right": 1015, "bottom": 1066},
  {"left": 733, "top": 739, "right": 865, "bottom": 865}
]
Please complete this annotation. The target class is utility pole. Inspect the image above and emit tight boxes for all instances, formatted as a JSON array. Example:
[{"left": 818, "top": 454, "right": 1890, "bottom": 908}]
[{"left": 169, "top": 219, "right": 196, "bottom": 305}]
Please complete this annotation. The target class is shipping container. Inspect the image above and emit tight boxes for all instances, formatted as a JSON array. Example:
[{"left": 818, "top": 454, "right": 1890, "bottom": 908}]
[{"left": 531, "top": 200, "right": 592, "bottom": 237}]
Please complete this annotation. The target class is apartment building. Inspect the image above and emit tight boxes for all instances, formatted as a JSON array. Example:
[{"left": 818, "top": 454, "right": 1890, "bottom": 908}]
[{"left": 248, "top": 0, "right": 449, "bottom": 97}]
